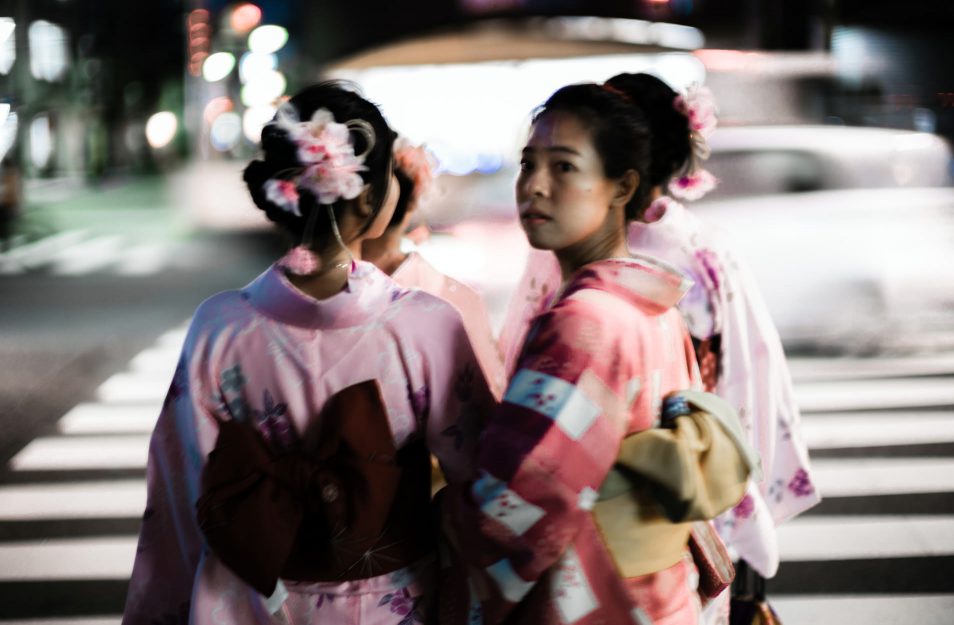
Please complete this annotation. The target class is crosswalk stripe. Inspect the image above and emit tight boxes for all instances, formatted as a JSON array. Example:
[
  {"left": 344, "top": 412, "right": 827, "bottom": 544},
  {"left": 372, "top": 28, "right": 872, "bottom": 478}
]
[
  {"left": 0, "top": 230, "right": 89, "bottom": 274},
  {"left": 789, "top": 353, "right": 954, "bottom": 382},
  {"left": 795, "top": 377, "right": 954, "bottom": 412},
  {"left": 95, "top": 372, "right": 170, "bottom": 404},
  {"left": 113, "top": 242, "right": 170, "bottom": 276},
  {"left": 0, "top": 537, "right": 137, "bottom": 580},
  {"left": 0, "top": 481, "right": 145, "bottom": 521},
  {"left": 778, "top": 515, "right": 954, "bottom": 561},
  {"left": 50, "top": 235, "right": 125, "bottom": 276},
  {"left": 811, "top": 457, "right": 954, "bottom": 497},
  {"left": 57, "top": 404, "right": 159, "bottom": 435},
  {"left": 800, "top": 411, "right": 954, "bottom": 449},
  {"left": 771, "top": 594, "right": 954, "bottom": 625},
  {"left": 127, "top": 346, "right": 181, "bottom": 377},
  {"left": 9, "top": 436, "right": 150, "bottom": 472}
]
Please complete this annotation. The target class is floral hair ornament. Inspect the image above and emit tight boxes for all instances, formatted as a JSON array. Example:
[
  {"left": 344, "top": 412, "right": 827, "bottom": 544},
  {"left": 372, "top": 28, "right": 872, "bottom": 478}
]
[
  {"left": 268, "top": 103, "right": 375, "bottom": 274},
  {"left": 393, "top": 136, "right": 438, "bottom": 204},
  {"left": 669, "top": 84, "right": 719, "bottom": 202}
]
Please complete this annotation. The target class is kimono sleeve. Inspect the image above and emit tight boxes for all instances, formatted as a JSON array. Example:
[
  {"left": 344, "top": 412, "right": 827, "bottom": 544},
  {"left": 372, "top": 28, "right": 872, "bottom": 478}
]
[
  {"left": 448, "top": 301, "right": 626, "bottom": 623},
  {"left": 122, "top": 348, "right": 220, "bottom": 624},
  {"left": 418, "top": 298, "right": 497, "bottom": 487}
]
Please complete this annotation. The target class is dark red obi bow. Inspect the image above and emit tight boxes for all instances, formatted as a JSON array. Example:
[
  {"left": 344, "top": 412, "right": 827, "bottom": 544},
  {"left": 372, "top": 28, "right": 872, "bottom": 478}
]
[{"left": 196, "top": 380, "right": 433, "bottom": 596}]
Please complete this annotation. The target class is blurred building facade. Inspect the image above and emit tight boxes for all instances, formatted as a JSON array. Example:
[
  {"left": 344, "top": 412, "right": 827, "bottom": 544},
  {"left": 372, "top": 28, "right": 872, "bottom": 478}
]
[{"left": 0, "top": 0, "right": 951, "bottom": 184}]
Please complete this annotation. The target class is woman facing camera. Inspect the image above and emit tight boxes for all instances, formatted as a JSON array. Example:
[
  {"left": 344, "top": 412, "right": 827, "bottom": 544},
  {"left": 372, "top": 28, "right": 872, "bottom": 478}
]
[{"left": 443, "top": 80, "right": 754, "bottom": 625}]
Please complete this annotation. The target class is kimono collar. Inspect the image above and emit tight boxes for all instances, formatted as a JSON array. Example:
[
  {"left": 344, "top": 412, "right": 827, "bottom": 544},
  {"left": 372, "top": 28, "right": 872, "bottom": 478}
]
[
  {"left": 561, "top": 256, "right": 693, "bottom": 314},
  {"left": 242, "top": 260, "right": 397, "bottom": 329},
  {"left": 391, "top": 252, "right": 444, "bottom": 294}
]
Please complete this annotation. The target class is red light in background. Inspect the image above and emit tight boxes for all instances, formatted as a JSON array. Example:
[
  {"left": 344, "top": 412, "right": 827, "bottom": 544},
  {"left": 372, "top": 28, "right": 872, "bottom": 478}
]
[
  {"left": 187, "top": 9, "right": 212, "bottom": 77},
  {"left": 203, "top": 96, "right": 235, "bottom": 124},
  {"left": 231, "top": 4, "right": 262, "bottom": 34}
]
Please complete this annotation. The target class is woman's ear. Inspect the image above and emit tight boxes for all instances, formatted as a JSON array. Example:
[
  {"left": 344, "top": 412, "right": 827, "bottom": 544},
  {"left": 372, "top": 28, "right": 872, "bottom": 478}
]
[
  {"left": 613, "top": 170, "right": 639, "bottom": 208},
  {"left": 352, "top": 185, "right": 375, "bottom": 218}
]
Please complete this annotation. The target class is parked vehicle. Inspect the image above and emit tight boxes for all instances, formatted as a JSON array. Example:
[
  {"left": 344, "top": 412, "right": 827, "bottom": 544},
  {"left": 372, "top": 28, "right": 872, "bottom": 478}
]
[{"left": 695, "top": 126, "right": 954, "bottom": 353}]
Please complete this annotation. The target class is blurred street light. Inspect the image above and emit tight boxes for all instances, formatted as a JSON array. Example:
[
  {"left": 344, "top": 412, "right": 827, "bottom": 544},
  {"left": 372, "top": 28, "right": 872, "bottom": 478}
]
[
  {"left": 238, "top": 51, "right": 277, "bottom": 84},
  {"left": 230, "top": 3, "right": 263, "bottom": 34},
  {"left": 145, "top": 111, "right": 178, "bottom": 150},
  {"left": 202, "top": 52, "right": 236, "bottom": 82},
  {"left": 210, "top": 111, "right": 242, "bottom": 151},
  {"left": 247, "top": 25, "right": 288, "bottom": 54},
  {"left": 240, "top": 69, "right": 286, "bottom": 107}
]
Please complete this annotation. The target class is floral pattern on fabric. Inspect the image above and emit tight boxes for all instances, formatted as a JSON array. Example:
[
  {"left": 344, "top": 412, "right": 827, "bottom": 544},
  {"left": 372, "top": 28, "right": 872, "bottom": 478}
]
[
  {"left": 447, "top": 258, "right": 702, "bottom": 625},
  {"left": 123, "top": 261, "right": 496, "bottom": 625},
  {"left": 498, "top": 198, "right": 820, "bottom": 578}
]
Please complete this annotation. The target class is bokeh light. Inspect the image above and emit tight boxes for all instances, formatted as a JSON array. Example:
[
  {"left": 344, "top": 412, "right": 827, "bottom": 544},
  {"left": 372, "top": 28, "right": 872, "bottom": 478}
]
[
  {"left": 202, "top": 96, "right": 234, "bottom": 124},
  {"left": 145, "top": 111, "right": 178, "bottom": 149},
  {"left": 230, "top": 3, "right": 262, "bottom": 34},
  {"left": 243, "top": 105, "right": 276, "bottom": 144},
  {"left": 238, "top": 51, "right": 277, "bottom": 84},
  {"left": 248, "top": 25, "right": 288, "bottom": 54},
  {"left": 201, "top": 52, "right": 236, "bottom": 82},
  {"left": 240, "top": 70, "right": 286, "bottom": 107},
  {"left": 210, "top": 112, "right": 242, "bottom": 151}
]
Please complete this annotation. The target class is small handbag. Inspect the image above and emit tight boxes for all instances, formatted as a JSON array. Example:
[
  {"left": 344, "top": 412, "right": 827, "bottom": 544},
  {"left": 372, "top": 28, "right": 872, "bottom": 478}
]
[
  {"left": 730, "top": 560, "right": 783, "bottom": 625},
  {"left": 689, "top": 519, "right": 735, "bottom": 602}
]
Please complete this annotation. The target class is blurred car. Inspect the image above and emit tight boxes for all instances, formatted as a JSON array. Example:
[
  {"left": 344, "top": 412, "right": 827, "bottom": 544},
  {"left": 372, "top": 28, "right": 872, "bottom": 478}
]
[{"left": 694, "top": 125, "right": 954, "bottom": 354}]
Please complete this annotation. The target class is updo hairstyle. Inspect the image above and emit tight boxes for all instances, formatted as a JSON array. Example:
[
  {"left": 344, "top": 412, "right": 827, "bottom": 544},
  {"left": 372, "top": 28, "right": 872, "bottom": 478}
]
[
  {"left": 533, "top": 83, "right": 653, "bottom": 220},
  {"left": 243, "top": 81, "right": 396, "bottom": 244},
  {"left": 604, "top": 73, "right": 692, "bottom": 189}
]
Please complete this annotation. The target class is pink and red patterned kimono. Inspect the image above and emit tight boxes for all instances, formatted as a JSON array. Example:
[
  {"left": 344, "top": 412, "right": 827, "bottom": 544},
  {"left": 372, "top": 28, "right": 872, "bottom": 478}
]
[
  {"left": 447, "top": 257, "right": 704, "bottom": 625},
  {"left": 122, "top": 260, "right": 495, "bottom": 625},
  {"left": 392, "top": 250, "right": 506, "bottom": 399},
  {"left": 498, "top": 197, "right": 820, "bottom": 581}
]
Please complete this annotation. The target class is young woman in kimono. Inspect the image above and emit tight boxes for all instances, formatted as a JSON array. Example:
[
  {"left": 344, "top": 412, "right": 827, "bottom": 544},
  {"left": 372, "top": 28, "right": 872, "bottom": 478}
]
[
  {"left": 122, "top": 83, "right": 495, "bottom": 625},
  {"left": 362, "top": 139, "right": 506, "bottom": 398},
  {"left": 443, "top": 80, "right": 754, "bottom": 625},
  {"left": 496, "top": 74, "right": 820, "bottom": 623}
]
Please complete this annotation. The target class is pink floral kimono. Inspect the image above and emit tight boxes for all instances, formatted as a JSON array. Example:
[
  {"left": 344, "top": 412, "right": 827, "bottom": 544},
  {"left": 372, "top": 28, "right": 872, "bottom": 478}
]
[
  {"left": 447, "top": 257, "right": 704, "bottom": 625},
  {"left": 499, "top": 197, "right": 820, "bottom": 579},
  {"left": 123, "top": 261, "right": 495, "bottom": 625},
  {"left": 392, "top": 251, "right": 506, "bottom": 399}
]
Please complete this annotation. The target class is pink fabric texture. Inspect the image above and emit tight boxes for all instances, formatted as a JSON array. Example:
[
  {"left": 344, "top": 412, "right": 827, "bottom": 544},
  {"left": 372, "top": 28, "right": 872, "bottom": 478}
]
[
  {"left": 122, "top": 261, "right": 495, "bottom": 625},
  {"left": 448, "top": 257, "right": 703, "bottom": 625},
  {"left": 498, "top": 198, "right": 820, "bottom": 577},
  {"left": 392, "top": 251, "right": 507, "bottom": 399}
]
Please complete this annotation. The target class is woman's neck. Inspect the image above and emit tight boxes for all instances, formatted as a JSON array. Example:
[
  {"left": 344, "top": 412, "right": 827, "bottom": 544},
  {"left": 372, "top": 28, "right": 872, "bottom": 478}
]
[
  {"left": 555, "top": 225, "right": 630, "bottom": 282},
  {"left": 361, "top": 227, "right": 408, "bottom": 276}
]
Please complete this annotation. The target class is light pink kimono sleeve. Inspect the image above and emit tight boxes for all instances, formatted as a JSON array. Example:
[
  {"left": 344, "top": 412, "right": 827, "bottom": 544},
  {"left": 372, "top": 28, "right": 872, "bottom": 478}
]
[
  {"left": 122, "top": 340, "right": 221, "bottom": 624},
  {"left": 403, "top": 291, "right": 497, "bottom": 486}
]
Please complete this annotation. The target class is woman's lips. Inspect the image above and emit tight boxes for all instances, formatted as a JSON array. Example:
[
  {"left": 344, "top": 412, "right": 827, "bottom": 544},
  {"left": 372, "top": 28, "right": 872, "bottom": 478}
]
[{"left": 520, "top": 210, "right": 551, "bottom": 226}]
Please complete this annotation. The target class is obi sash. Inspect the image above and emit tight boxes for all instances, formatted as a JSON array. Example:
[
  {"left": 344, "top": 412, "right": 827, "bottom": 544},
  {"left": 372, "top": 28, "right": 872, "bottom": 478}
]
[{"left": 195, "top": 380, "right": 434, "bottom": 596}]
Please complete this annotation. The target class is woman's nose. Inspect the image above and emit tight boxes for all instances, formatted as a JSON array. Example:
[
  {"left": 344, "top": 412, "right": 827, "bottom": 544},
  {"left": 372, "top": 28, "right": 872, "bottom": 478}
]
[{"left": 523, "top": 170, "right": 548, "bottom": 197}]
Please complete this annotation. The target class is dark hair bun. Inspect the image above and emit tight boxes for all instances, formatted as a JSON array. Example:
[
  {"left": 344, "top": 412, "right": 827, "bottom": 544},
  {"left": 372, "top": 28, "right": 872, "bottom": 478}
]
[{"left": 604, "top": 73, "right": 692, "bottom": 186}]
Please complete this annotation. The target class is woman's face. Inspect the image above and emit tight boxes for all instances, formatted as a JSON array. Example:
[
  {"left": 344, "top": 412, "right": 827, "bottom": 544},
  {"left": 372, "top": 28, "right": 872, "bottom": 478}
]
[{"left": 516, "top": 111, "right": 622, "bottom": 252}]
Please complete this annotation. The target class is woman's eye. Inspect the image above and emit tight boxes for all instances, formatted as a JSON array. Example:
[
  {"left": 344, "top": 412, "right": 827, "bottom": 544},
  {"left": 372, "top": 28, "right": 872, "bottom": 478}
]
[
  {"left": 519, "top": 159, "right": 534, "bottom": 172},
  {"left": 556, "top": 161, "right": 575, "bottom": 173}
]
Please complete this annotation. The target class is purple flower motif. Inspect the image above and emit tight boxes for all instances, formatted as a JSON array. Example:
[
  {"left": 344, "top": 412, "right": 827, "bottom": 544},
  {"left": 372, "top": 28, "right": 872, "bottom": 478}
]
[
  {"left": 695, "top": 248, "right": 722, "bottom": 295},
  {"left": 315, "top": 593, "right": 336, "bottom": 609},
  {"left": 733, "top": 494, "right": 755, "bottom": 519},
  {"left": 410, "top": 385, "right": 430, "bottom": 421},
  {"left": 253, "top": 389, "right": 295, "bottom": 451},
  {"left": 787, "top": 469, "right": 815, "bottom": 497},
  {"left": 390, "top": 590, "right": 414, "bottom": 616}
]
